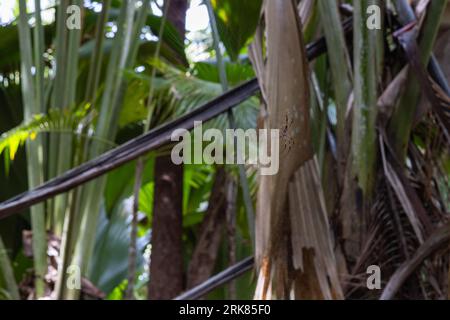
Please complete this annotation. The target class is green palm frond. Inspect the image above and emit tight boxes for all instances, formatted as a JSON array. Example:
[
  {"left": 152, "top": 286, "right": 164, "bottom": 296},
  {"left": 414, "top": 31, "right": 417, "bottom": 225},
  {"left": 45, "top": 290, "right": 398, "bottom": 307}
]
[
  {"left": 122, "top": 60, "right": 259, "bottom": 131},
  {"left": 0, "top": 105, "right": 114, "bottom": 168}
]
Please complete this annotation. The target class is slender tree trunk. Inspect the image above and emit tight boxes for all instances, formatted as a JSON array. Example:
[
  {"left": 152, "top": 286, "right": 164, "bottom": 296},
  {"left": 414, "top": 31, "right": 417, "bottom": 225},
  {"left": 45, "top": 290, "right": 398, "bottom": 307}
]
[
  {"left": 148, "top": 0, "right": 187, "bottom": 299},
  {"left": 148, "top": 155, "right": 184, "bottom": 299},
  {"left": 166, "top": 0, "right": 187, "bottom": 38}
]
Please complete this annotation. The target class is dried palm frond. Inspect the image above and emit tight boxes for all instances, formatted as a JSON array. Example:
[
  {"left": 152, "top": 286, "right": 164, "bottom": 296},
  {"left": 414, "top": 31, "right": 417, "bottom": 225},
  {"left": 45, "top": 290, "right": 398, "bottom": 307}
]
[
  {"left": 345, "top": 133, "right": 449, "bottom": 299},
  {"left": 251, "top": 0, "right": 342, "bottom": 300}
]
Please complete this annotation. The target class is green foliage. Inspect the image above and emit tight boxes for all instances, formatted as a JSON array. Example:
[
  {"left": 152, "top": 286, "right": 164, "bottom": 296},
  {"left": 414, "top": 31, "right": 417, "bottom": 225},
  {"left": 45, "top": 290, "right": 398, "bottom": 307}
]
[
  {"left": 89, "top": 204, "right": 148, "bottom": 295},
  {"left": 104, "top": 155, "right": 156, "bottom": 214},
  {"left": 0, "top": 105, "right": 95, "bottom": 170},
  {"left": 118, "top": 79, "right": 149, "bottom": 128},
  {"left": 0, "top": 0, "right": 264, "bottom": 301},
  {"left": 192, "top": 60, "right": 255, "bottom": 86},
  {"left": 183, "top": 163, "right": 215, "bottom": 217},
  {"left": 211, "top": 0, "right": 263, "bottom": 61},
  {"left": 120, "top": 59, "right": 258, "bottom": 131}
]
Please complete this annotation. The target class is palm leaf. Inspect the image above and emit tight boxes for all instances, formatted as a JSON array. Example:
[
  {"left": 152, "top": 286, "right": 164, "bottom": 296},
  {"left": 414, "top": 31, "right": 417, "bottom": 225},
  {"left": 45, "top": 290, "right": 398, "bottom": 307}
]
[{"left": 0, "top": 107, "right": 108, "bottom": 167}]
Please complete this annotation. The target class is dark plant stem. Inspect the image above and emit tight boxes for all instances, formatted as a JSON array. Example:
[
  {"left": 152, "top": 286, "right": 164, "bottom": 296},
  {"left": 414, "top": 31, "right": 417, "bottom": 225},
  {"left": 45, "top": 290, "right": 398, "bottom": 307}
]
[
  {"left": 187, "top": 167, "right": 227, "bottom": 289},
  {"left": 226, "top": 177, "right": 237, "bottom": 299},
  {"left": 125, "top": 158, "right": 144, "bottom": 299}
]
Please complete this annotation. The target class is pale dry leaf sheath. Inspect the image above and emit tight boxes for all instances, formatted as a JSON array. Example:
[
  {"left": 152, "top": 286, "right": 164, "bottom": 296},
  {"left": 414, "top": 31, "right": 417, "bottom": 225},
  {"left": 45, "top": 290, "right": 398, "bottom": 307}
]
[{"left": 253, "top": 0, "right": 343, "bottom": 300}]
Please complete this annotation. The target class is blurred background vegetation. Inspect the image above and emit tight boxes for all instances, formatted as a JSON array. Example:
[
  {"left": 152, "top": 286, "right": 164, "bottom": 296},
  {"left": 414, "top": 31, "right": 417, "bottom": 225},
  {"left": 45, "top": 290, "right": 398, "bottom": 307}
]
[{"left": 1, "top": 0, "right": 450, "bottom": 300}]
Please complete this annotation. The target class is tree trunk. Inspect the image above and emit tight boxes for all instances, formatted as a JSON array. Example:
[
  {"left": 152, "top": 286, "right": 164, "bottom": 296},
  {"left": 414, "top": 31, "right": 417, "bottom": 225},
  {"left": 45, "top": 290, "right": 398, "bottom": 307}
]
[
  {"left": 148, "top": 0, "right": 188, "bottom": 300},
  {"left": 166, "top": 0, "right": 188, "bottom": 38},
  {"left": 148, "top": 155, "right": 184, "bottom": 299}
]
